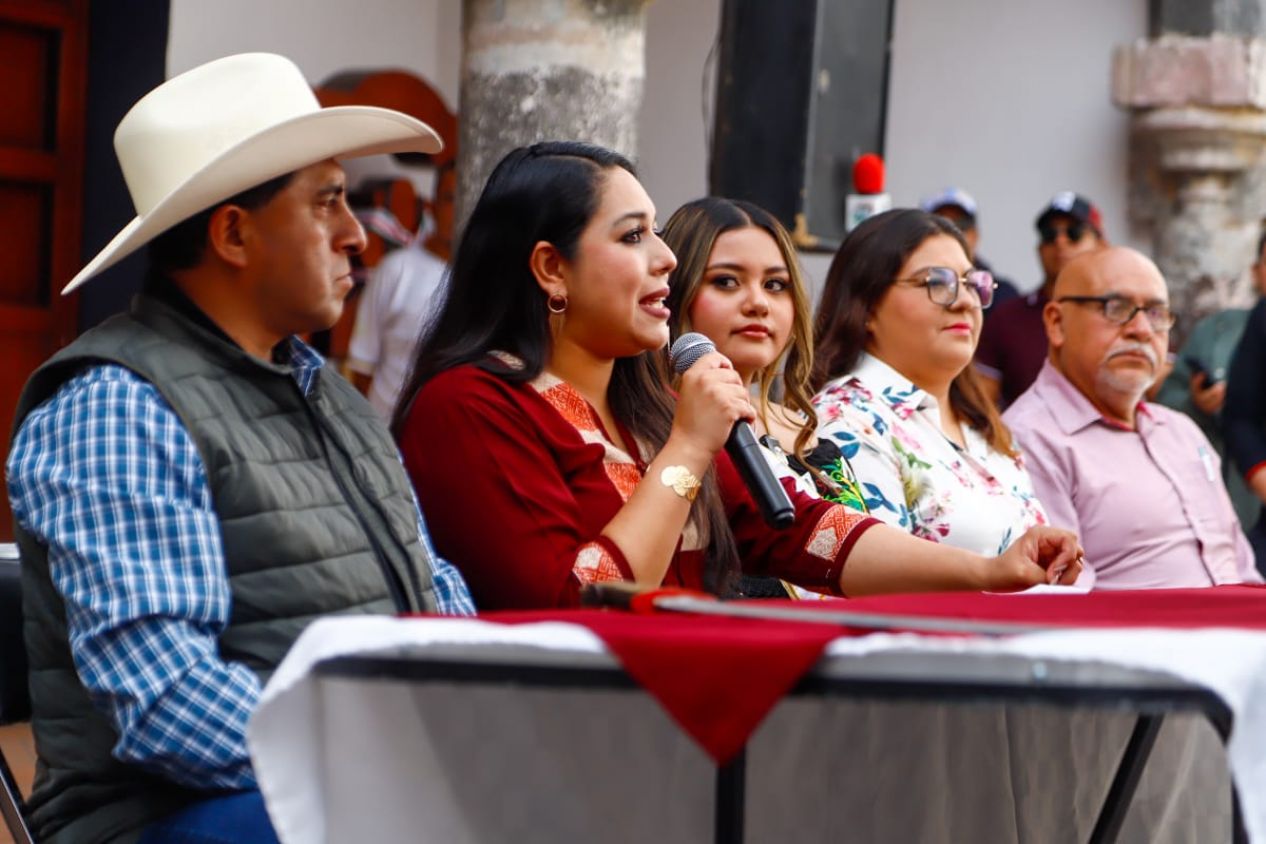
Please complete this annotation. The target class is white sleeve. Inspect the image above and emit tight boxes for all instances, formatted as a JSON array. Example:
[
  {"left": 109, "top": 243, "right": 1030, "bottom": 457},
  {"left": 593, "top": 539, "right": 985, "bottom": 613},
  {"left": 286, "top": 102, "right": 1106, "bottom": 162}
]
[{"left": 348, "top": 253, "right": 402, "bottom": 372}]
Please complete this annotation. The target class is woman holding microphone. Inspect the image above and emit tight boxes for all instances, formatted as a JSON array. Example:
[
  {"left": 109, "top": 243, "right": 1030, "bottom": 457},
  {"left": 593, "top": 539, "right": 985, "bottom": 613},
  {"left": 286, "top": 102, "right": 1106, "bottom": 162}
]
[{"left": 393, "top": 143, "right": 1080, "bottom": 609}]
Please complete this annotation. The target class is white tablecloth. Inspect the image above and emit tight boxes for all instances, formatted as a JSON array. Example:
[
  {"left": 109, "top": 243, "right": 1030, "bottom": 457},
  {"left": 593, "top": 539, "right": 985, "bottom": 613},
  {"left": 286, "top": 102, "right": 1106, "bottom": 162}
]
[{"left": 249, "top": 616, "right": 1266, "bottom": 843}]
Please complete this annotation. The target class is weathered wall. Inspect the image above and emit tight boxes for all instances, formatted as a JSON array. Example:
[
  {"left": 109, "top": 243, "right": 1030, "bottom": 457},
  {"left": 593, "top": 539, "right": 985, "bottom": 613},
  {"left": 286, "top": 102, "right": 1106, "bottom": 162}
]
[
  {"left": 1115, "top": 1, "right": 1266, "bottom": 334},
  {"left": 165, "top": 0, "right": 1147, "bottom": 298},
  {"left": 455, "top": 0, "right": 649, "bottom": 227}
]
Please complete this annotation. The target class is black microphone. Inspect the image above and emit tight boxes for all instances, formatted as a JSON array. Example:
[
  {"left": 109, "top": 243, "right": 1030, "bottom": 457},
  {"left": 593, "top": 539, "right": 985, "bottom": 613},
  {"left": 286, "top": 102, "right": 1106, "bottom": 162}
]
[{"left": 669, "top": 333, "right": 796, "bottom": 529}]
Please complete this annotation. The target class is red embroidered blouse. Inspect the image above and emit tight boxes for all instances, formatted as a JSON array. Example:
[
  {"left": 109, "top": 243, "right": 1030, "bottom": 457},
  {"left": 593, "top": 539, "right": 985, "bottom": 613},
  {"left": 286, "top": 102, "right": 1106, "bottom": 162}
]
[{"left": 400, "top": 363, "right": 879, "bottom": 610}]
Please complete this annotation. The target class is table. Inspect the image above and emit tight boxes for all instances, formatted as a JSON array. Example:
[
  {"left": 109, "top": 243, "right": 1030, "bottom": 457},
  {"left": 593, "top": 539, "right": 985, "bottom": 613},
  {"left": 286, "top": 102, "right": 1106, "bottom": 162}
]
[{"left": 249, "top": 589, "right": 1266, "bottom": 843}]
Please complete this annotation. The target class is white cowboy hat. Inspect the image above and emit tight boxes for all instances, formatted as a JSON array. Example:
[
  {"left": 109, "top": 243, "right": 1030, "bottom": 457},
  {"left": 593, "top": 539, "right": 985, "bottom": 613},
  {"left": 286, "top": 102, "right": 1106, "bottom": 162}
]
[{"left": 62, "top": 52, "right": 443, "bottom": 294}]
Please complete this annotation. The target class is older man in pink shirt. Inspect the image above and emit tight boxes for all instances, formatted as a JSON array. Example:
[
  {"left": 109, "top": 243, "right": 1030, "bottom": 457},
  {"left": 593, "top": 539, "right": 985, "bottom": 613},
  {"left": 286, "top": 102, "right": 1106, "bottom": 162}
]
[{"left": 1004, "top": 247, "right": 1260, "bottom": 589}]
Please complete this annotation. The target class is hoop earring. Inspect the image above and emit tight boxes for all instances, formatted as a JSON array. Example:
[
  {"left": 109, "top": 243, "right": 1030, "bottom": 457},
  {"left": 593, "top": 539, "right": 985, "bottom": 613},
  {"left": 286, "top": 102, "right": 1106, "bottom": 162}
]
[{"left": 547, "top": 293, "right": 568, "bottom": 314}]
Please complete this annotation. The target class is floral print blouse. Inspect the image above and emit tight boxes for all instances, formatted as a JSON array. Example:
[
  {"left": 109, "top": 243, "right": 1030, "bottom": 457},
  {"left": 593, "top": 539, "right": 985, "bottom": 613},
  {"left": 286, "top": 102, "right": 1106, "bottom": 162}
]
[{"left": 812, "top": 354, "right": 1047, "bottom": 556}]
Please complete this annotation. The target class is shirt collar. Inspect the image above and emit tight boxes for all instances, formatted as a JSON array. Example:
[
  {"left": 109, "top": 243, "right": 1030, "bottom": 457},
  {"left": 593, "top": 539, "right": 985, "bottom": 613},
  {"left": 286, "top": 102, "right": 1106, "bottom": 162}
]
[
  {"left": 1031, "top": 359, "right": 1159, "bottom": 434},
  {"left": 851, "top": 353, "right": 936, "bottom": 413},
  {"left": 276, "top": 337, "right": 326, "bottom": 396}
]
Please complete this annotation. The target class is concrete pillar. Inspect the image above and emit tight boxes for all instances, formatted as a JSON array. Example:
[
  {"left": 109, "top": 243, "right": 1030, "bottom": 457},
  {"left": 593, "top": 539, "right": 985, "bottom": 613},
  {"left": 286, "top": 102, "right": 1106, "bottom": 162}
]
[
  {"left": 1148, "top": 0, "right": 1266, "bottom": 38},
  {"left": 1114, "top": 4, "right": 1266, "bottom": 340},
  {"left": 455, "top": 0, "right": 651, "bottom": 230}
]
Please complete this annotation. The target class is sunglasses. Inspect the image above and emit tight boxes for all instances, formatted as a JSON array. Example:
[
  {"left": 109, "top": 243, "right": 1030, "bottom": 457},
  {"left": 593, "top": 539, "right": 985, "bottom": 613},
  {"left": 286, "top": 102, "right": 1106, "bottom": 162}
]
[
  {"left": 1038, "top": 221, "right": 1088, "bottom": 245},
  {"left": 894, "top": 267, "right": 996, "bottom": 309}
]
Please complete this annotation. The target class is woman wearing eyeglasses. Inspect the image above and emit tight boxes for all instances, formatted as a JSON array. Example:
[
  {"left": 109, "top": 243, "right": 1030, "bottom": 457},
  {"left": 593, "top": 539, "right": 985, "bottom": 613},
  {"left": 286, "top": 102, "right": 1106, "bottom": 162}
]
[{"left": 811, "top": 208, "right": 1050, "bottom": 556}]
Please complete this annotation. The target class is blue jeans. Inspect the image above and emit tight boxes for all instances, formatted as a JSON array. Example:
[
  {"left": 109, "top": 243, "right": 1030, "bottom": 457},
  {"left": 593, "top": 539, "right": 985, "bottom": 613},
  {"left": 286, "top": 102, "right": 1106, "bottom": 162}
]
[{"left": 138, "top": 790, "right": 280, "bottom": 844}]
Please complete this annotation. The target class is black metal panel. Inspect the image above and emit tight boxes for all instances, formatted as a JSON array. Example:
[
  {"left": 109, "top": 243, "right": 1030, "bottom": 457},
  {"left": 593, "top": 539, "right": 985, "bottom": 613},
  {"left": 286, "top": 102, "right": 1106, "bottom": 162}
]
[
  {"left": 709, "top": 0, "right": 817, "bottom": 229},
  {"left": 709, "top": 0, "right": 893, "bottom": 251},
  {"left": 804, "top": 0, "right": 893, "bottom": 245}
]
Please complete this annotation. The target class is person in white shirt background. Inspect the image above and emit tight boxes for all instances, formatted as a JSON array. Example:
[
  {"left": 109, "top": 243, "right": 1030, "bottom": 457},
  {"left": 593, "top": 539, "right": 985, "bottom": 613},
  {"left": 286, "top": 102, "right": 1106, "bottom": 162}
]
[{"left": 348, "top": 162, "right": 455, "bottom": 419}]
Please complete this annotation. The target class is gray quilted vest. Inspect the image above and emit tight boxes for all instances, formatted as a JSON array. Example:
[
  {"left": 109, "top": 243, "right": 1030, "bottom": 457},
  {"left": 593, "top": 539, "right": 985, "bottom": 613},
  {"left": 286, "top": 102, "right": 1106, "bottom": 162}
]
[{"left": 10, "top": 292, "right": 438, "bottom": 843}]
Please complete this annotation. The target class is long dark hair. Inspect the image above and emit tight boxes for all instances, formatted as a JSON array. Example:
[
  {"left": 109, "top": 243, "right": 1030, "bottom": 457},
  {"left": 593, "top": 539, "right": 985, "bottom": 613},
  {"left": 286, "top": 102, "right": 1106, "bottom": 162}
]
[
  {"left": 393, "top": 141, "right": 740, "bottom": 595},
  {"left": 661, "top": 197, "right": 818, "bottom": 460},
  {"left": 811, "top": 208, "right": 1016, "bottom": 456}
]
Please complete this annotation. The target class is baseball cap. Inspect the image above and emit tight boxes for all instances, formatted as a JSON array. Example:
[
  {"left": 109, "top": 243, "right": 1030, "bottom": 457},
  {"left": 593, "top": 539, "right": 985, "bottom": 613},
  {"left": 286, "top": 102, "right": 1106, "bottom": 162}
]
[
  {"left": 1035, "top": 191, "right": 1104, "bottom": 237},
  {"left": 921, "top": 187, "right": 978, "bottom": 223}
]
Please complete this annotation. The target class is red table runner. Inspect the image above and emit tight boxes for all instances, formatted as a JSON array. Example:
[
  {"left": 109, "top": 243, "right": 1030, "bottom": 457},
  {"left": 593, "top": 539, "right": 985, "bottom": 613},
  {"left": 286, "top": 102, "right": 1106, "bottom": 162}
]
[
  {"left": 478, "top": 585, "right": 1266, "bottom": 765},
  {"left": 810, "top": 583, "right": 1266, "bottom": 629},
  {"left": 485, "top": 609, "right": 844, "bottom": 764}
]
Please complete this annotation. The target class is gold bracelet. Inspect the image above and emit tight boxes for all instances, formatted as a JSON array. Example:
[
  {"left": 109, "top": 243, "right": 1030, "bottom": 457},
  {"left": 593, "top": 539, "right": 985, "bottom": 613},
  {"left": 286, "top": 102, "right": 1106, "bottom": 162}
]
[{"left": 660, "top": 465, "right": 701, "bottom": 502}]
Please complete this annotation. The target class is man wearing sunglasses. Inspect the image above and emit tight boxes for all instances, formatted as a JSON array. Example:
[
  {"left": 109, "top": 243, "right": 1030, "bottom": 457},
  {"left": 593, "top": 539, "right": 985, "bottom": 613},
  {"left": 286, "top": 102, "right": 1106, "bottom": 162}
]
[
  {"left": 975, "top": 192, "right": 1105, "bottom": 407},
  {"left": 1003, "top": 247, "right": 1259, "bottom": 589}
]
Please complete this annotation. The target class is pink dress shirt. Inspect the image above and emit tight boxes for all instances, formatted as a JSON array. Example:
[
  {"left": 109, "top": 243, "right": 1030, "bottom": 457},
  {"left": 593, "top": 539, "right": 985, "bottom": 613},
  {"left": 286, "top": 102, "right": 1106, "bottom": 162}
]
[{"left": 1004, "top": 360, "right": 1261, "bottom": 589}]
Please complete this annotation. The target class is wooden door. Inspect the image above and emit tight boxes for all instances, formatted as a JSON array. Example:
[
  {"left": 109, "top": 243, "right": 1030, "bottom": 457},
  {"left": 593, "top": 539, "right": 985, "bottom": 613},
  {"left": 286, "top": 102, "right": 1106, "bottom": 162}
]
[{"left": 0, "top": 0, "right": 87, "bottom": 541}]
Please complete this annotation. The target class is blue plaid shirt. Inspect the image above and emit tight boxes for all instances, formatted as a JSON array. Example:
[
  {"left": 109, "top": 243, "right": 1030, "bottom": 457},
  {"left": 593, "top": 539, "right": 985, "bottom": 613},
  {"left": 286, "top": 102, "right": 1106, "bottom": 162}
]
[{"left": 6, "top": 338, "right": 473, "bottom": 790}]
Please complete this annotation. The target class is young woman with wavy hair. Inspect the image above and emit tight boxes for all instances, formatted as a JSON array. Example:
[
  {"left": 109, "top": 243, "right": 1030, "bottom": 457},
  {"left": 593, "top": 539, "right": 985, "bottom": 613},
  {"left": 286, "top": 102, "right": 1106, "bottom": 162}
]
[{"left": 661, "top": 197, "right": 863, "bottom": 509}]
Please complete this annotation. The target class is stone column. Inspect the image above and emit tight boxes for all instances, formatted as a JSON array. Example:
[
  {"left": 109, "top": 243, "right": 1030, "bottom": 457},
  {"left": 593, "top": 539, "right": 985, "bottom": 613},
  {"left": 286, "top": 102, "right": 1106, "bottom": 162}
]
[
  {"left": 1114, "top": 7, "right": 1266, "bottom": 341},
  {"left": 455, "top": 0, "right": 651, "bottom": 231}
]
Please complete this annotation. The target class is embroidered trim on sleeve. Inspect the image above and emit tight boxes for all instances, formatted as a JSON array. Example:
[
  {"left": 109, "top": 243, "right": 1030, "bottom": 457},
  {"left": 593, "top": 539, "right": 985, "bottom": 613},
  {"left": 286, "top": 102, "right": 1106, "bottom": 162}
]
[
  {"left": 573, "top": 541, "right": 627, "bottom": 585},
  {"left": 804, "top": 505, "right": 868, "bottom": 561}
]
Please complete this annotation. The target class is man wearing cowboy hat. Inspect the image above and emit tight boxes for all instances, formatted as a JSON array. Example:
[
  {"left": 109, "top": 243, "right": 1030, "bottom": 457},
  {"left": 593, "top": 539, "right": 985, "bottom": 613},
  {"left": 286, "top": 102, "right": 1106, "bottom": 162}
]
[{"left": 6, "top": 54, "right": 474, "bottom": 843}]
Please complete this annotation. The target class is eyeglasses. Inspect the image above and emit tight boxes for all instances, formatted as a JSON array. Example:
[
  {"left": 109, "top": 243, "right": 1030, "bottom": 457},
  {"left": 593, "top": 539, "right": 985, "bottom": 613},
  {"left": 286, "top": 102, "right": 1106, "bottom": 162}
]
[
  {"left": 1056, "top": 295, "right": 1176, "bottom": 331},
  {"left": 894, "top": 267, "right": 996, "bottom": 309},
  {"left": 1038, "top": 221, "right": 1087, "bottom": 245}
]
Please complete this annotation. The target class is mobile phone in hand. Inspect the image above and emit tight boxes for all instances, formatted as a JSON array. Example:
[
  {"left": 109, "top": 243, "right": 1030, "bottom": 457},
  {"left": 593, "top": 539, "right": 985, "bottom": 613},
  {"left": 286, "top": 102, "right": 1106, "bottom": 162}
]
[{"left": 1184, "top": 355, "right": 1223, "bottom": 386}]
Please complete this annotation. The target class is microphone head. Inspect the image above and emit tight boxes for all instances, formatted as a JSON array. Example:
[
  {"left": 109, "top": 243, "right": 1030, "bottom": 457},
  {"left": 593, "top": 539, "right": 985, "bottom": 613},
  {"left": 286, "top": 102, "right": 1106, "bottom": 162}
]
[
  {"left": 669, "top": 332, "right": 716, "bottom": 375},
  {"left": 852, "top": 153, "right": 885, "bottom": 195}
]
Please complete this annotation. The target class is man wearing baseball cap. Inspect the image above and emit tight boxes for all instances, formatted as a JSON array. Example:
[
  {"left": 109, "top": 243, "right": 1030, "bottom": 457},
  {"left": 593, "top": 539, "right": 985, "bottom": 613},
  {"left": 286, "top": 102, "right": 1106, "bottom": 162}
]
[
  {"left": 920, "top": 186, "right": 1020, "bottom": 314},
  {"left": 6, "top": 54, "right": 474, "bottom": 843},
  {"left": 975, "top": 191, "right": 1105, "bottom": 406}
]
